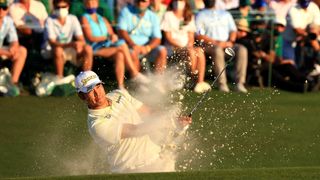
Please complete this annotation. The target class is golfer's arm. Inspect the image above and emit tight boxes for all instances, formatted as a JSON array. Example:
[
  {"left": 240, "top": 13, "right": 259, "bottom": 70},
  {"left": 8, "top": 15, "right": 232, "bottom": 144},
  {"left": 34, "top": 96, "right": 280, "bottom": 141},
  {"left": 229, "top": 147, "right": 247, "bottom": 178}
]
[{"left": 121, "top": 117, "right": 169, "bottom": 139}]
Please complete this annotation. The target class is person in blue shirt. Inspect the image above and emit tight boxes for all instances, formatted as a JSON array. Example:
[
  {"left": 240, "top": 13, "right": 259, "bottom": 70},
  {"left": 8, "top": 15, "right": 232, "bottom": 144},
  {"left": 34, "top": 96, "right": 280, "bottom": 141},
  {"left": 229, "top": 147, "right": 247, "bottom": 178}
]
[
  {"left": 195, "top": 0, "right": 248, "bottom": 93},
  {"left": 118, "top": 0, "right": 167, "bottom": 74},
  {"left": 0, "top": 0, "right": 27, "bottom": 96}
]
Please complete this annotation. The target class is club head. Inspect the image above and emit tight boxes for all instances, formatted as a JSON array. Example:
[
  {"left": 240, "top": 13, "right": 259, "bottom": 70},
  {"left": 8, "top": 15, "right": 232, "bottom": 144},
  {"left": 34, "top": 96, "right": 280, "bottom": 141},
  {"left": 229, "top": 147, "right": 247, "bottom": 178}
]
[{"left": 225, "top": 47, "right": 235, "bottom": 57}]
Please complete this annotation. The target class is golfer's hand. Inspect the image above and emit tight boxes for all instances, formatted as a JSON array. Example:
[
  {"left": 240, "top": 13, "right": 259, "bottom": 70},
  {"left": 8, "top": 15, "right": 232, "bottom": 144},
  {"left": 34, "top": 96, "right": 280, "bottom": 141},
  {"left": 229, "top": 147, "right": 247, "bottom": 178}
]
[{"left": 178, "top": 116, "right": 192, "bottom": 128}]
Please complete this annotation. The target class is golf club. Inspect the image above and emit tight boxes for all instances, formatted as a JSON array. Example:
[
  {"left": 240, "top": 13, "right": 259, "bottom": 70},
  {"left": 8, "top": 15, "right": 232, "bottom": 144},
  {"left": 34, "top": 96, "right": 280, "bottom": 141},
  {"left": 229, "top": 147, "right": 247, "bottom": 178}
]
[{"left": 187, "top": 47, "right": 236, "bottom": 117}]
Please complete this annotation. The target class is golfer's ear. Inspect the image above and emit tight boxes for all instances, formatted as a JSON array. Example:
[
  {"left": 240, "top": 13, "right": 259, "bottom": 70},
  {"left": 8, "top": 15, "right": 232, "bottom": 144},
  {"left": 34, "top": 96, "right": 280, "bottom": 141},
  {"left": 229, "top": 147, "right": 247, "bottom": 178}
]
[{"left": 78, "top": 93, "right": 86, "bottom": 100}]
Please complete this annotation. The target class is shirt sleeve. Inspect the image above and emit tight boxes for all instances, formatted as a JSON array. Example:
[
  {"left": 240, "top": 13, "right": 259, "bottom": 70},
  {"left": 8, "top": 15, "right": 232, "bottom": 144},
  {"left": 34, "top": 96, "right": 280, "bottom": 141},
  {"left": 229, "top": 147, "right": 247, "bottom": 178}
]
[
  {"left": 117, "top": 6, "right": 129, "bottom": 31},
  {"left": 44, "top": 17, "right": 57, "bottom": 40},
  {"left": 90, "top": 116, "right": 122, "bottom": 145},
  {"left": 151, "top": 12, "right": 162, "bottom": 38},
  {"left": 195, "top": 11, "right": 205, "bottom": 35},
  {"left": 289, "top": 7, "right": 302, "bottom": 28},
  {"left": 8, "top": 4, "right": 25, "bottom": 27},
  {"left": 187, "top": 16, "right": 197, "bottom": 32},
  {"left": 227, "top": 12, "right": 237, "bottom": 32},
  {"left": 72, "top": 16, "right": 83, "bottom": 37},
  {"left": 120, "top": 89, "right": 143, "bottom": 110},
  {"left": 160, "top": 12, "right": 171, "bottom": 31},
  {"left": 6, "top": 17, "right": 19, "bottom": 43}
]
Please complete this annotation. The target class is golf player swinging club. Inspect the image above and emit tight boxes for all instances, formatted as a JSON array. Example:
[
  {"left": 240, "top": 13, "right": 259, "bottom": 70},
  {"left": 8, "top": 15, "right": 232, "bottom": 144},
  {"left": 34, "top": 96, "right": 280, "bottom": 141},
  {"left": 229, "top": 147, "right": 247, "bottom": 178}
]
[
  {"left": 188, "top": 47, "right": 236, "bottom": 117},
  {"left": 75, "top": 71, "right": 192, "bottom": 173}
]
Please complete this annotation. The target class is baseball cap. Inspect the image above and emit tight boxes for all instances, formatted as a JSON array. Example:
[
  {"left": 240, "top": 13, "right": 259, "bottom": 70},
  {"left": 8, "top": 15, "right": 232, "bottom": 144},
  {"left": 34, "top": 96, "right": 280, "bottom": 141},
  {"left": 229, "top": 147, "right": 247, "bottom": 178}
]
[
  {"left": 75, "top": 71, "right": 103, "bottom": 93},
  {"left": 0, "top": 0, "right": 8, "bottom": 7}
]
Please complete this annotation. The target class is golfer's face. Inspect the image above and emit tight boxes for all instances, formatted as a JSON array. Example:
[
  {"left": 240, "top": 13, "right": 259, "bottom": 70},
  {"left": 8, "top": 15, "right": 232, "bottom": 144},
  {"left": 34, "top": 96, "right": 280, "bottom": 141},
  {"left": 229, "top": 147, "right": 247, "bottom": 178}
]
[{"left": 85, "top": 83, "right": 107, "bottom": 108}]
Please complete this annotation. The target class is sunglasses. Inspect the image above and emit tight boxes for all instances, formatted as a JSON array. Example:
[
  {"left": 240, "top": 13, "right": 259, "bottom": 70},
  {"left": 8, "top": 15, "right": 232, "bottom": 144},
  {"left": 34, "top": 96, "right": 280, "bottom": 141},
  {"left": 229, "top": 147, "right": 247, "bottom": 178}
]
[{"left": 0, "top": 6, "right": 8, "bottom": 10}]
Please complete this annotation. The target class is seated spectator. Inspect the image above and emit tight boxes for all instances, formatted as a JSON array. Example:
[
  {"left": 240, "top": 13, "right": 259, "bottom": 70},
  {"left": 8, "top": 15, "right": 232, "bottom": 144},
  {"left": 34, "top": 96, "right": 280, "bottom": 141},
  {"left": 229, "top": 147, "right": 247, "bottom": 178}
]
[
  {"left": 0, "top": 0, "right": 27, "bottom": 96},
  {"left": 118, "top": 0, "right": 167, "bottom": 74},
  {"left": 282, "top": 0, "right": 320, "bottom": 67},
  {"left": 238, "top": 17, "right": 317, "bottom": 92},
  {"left": 42, "top": 0, "right": 93, "bottom": 78},
  {"left": 9, "top": 0, "right": 48, "bottom": 51},
  {"left": 81, "top": 0, "right": 150, "bottom": 89},
  {"left": 215, "top": 0, "right": 239, "bottom": 10},
  {"left": 269, "top": 0, "right": 295, "bottom": 21},
  {"left": 161, "top": 0, "right": 211, "bottom": 93},
  {"left": 195, "top": 0, "right": 248, "bottom": 93}
]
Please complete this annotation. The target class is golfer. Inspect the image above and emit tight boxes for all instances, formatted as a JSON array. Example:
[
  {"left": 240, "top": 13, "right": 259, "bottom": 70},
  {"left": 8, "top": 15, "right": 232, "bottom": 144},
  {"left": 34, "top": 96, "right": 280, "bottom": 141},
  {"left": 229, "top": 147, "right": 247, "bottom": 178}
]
[{"left": 76, "top": 70, "right": 192, "bottom": 173}]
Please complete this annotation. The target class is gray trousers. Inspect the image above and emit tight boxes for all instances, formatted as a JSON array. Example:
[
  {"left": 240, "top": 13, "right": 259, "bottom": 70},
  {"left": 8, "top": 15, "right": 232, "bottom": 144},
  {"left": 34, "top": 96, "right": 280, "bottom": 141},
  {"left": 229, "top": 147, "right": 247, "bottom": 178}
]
[{"left": 204, "top": 44, "right": 248, "bottom": 85}]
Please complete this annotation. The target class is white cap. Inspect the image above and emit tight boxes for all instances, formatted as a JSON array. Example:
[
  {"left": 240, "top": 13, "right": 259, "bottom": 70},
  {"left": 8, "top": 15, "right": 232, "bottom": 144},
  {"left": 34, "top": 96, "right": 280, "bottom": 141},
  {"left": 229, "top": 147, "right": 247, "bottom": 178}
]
[
  {"left": 75, "top": 71, "right": 103, "bottom": 93},
  {"left": 275, "top": 17, "right": 286, "bottom": 27}
]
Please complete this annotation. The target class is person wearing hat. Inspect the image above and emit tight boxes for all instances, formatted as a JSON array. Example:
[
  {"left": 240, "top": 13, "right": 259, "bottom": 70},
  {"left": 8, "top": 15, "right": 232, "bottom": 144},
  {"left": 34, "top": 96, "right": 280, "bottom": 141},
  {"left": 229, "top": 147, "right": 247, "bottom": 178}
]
[
  {"left": 0, "top": 0, "right": 27, "bottom": 96},
  {"left": 76, "top": 70, "right": 192, "bottom": 173}
]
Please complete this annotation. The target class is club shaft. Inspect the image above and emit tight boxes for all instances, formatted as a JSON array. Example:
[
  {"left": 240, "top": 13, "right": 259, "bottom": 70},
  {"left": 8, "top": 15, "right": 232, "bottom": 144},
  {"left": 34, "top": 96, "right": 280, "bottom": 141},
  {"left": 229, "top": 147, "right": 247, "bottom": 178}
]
[{"left": 188, "top": 56, "right": 234, "bottom": 117}]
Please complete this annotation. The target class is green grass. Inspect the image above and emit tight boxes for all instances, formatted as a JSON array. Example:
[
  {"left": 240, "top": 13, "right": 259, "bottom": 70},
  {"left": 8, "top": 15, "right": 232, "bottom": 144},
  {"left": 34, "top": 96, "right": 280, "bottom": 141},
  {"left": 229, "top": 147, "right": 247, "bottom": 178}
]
[{"left": 1, "top": 88, "right": 320, "bottom": 179}]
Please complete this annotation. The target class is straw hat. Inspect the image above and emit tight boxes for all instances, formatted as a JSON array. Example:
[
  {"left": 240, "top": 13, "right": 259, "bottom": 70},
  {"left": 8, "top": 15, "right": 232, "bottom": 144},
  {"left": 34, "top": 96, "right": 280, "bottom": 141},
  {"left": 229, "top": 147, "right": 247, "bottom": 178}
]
[{"left": 236, "top": 19, "right": 251, "bottom": 32}]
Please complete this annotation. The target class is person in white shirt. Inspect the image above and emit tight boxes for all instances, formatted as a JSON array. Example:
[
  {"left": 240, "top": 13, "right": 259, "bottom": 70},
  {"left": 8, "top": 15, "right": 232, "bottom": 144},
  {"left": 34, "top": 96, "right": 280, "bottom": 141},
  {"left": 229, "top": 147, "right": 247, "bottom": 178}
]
[
  {"left": 161, "top": 0, "right": 211, "bottom": 93},
  {"left": 76, "top": 70, "right": 192, "bottom": 173},
  {"left": 282, "top": 0, "right": 320, "bottom": 65},
  {"left": 9, "top": 0, "right": 48, "bottom": 50},
  {"left": 42, "top": 0, "right": 93, "bottom": 78}
]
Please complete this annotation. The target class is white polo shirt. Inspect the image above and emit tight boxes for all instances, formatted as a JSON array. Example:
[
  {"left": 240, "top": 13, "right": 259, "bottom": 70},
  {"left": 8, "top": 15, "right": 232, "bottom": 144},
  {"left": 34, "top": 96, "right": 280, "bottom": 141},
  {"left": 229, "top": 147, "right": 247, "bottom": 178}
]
[
  {"left": 87, "top": 90, "right": 162, "bottom": 172},
  {"left": 283, "top": 2, "right": 320, "bottom": 41},
  {"left": 161, "top": 11, "right": 196, "bottom": 47},
  {"left": 43, "top": 14, "right": 83, "bottom": 47},
  {"left": 0, "top": 16, "right": 18, "bottom": 48},
  {"left": 9, "top": 0, "right": 48, "bottom": 32}
]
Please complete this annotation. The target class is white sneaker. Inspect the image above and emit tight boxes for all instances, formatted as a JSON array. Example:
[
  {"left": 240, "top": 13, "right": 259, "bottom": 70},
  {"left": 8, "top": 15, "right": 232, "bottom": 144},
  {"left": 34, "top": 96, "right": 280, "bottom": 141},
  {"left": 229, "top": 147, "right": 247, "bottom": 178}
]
[
  {"left": 194, "top": 82, "right": 211, "bottom": 93},
  {"left": 235, "top": 83, "right": 248, "bottom": 93},
  {"left": 219, "top": 83, "right": 230, "bottom": 93},
  {"left": 309, "top": 64, "right": 320, "bottom": 76},
  {"left": 132, "top": 73, "right": 150, "bottom": 84}
]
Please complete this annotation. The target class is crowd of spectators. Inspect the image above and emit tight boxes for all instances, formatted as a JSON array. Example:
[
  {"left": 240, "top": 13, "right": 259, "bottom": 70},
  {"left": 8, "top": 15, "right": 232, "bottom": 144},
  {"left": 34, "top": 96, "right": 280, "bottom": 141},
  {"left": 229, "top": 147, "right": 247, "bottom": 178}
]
[{"left": 0, "top": 0, "right": 319, "bottom": 96}]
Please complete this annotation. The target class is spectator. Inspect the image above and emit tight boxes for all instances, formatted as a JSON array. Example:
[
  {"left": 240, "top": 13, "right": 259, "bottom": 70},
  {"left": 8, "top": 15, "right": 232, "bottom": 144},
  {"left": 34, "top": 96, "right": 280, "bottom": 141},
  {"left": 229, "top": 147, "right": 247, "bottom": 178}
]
[
  {"left": 118, "top": 0, "right": 167, "bottom": 74},
  {"left": 161, "top": 0, "right": 211, "bottom": 93},
  {"left": 215, "top": 0, "right": 239, "bottom": 10},
  {"left": 195, "top": 0, "right": 248, "bottom": 93},
  {"left": 9, "top": 0, "right": 48, "bottom": 51},
  {"left": 42, "top": 0, "right": 93, "bottom": 79},
  {"left": 0, "top": 0, "right": 27, "bottom": 96},
  {"left": 282, "top": 0, "right": 320, "bottom": 66},
  {"left": 238, "top": 17, "right": 316, "bottom": 92},
  {"left": 81, "top": 0, "right": 150, "bottom": 89}
]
